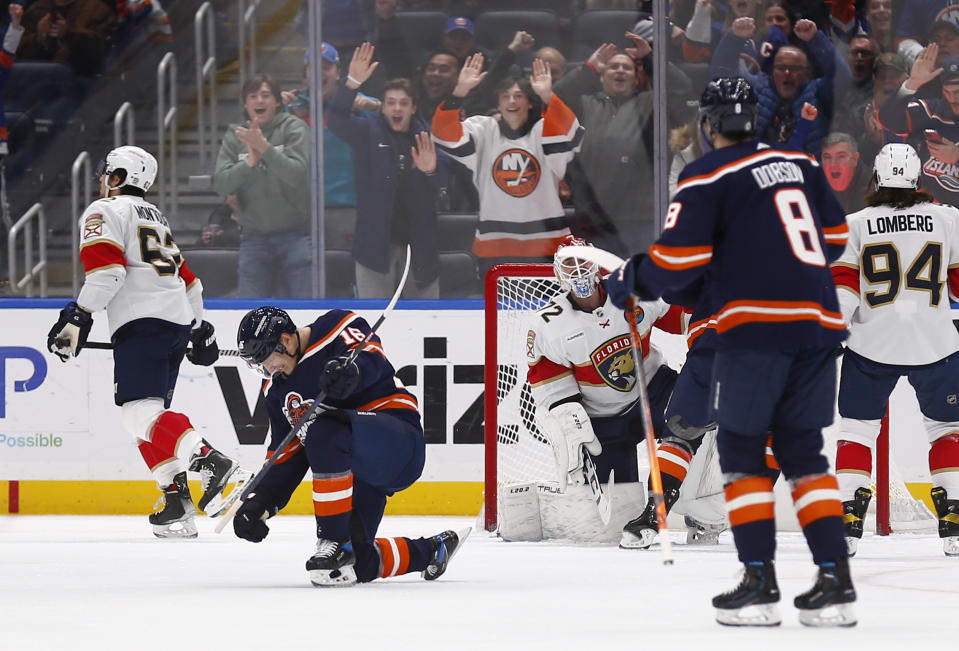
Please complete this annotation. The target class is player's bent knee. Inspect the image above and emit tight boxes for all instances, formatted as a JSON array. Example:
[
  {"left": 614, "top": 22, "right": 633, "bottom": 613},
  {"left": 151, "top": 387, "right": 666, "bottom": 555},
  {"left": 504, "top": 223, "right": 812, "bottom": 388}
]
[
  {"left": 121, "top": 398, "right": 165, "bottom": 441},
  {"left": 839, "top": 417, "right": 881, "bottom": 447}
]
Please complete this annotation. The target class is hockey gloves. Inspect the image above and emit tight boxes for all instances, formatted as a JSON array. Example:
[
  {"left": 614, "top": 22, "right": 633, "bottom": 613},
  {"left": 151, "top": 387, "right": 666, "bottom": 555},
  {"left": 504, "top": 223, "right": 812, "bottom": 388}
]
[
  {"left": 605, "top": 255, "right": 642, "bottom": 310},
  {"left": 46, "top": 301, "right": 93, "bottom": 362},
  {"left": 319, "top": 356, "right": 361, "bottom": 400},
  {"left": 187, "top": 320, "right": 219, "bottom": 366},
  {"left": 233, "top": 497, "right": 277, "bottom": 543}
]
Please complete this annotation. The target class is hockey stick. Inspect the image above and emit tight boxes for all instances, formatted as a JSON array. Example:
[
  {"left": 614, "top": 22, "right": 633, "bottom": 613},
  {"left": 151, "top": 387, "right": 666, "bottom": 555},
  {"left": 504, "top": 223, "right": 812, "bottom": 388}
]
[
  {"left": 561, "top": 244, "right": 675, "bottom": 565},
  {"left": 84, "top": 341, "right": 243, "bottom": 357},
  {"left": 214, "top": 245, "right": 412, "bottom": 534}
]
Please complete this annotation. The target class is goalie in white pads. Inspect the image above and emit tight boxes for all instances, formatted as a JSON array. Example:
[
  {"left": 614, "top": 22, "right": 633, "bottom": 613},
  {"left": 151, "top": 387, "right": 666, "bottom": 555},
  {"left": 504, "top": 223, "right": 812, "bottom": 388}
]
[
  {"left": 521, "top": 236, "right": 694, "bottom": 540},
  {"left": 831, "top": 143, "right": 959, "bottom": 557},
  {"left": 45, "top": 146, "right": 252, "bottom": 538}
]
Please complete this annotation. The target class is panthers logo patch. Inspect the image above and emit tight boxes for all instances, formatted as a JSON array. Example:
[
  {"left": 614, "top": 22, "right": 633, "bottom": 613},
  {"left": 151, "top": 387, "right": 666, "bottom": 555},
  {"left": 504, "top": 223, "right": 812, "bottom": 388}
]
[
  {"left": 282, "top": 391, "right": 313, "bottom": 425},
  {"left": 591, "top": 335, "right": 635, "bottom": 392}
]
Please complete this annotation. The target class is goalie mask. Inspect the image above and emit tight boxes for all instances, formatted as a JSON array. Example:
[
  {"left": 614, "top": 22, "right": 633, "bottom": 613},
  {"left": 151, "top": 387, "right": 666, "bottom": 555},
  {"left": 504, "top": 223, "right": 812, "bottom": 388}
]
[
  {"left": 554, "top": 236, "right": 600, "bottom": 299},
  {"left": 237, "top": 306, "right": 298, "bottom": 378},
  {"left": 874, "top": 142, "right": 920, "bottom": 189},
  {"left": 95, "top": 146, "right": 158, "bottom": 192}
]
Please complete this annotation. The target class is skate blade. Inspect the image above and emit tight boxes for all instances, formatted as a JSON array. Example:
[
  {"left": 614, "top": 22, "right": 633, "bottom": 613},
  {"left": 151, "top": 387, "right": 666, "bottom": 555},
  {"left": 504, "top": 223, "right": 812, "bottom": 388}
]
[
  {"left": 201, "top": 468, "right": 254, "bottom": 517},
  {"left": 619, "top": 527, "right": 656, "bottom": 550},
  {"left": 152, "top": 520, "right": 198, "bottom": 539},
  {"left": 845, "top": 536, "right": 859, "bottom": 557},
  {"left": 798, "top": 603, "right": 857, "bottom": 627},
  {"left": 308, "top": 565, "right": 357, "bottom": 587},
  {"left": 715, "top": 603, "right": 782, "bottom": 627},
  {"left": 943, "top": 536, "right": 959, "bottom": 557}
]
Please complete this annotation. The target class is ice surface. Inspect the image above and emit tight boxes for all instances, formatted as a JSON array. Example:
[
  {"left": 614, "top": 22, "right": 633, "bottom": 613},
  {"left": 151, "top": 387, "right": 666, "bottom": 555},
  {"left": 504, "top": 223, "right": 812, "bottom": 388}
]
[{"left": 0, "top": 515, "right": 952, "bottom": 650}]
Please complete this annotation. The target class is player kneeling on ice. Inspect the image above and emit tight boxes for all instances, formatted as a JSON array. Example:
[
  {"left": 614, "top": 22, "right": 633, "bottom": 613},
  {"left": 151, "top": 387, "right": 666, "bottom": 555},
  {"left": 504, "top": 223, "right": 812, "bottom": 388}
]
[
  {"left": 233, "top": 307, "right": 469, "bottom": 586},
  {"left": 513, "top": 236, "right": 724, "bottom": 543},
  {"left": 832, "top": 143, "right": 959, "bottom": 558},
  {"left": 46, "top": 146, "right": 252, "bottom": 539}
]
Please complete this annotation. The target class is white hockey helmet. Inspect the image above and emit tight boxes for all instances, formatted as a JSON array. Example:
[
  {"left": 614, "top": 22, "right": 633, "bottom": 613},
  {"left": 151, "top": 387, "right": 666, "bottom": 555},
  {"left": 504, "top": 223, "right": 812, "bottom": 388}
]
[
  {"left": 554, "top": 235, "right": 600, "bottom": 299},
  {"left": 874, "top": 142, "right": 920, "bottom": 189},
  {"left": 96, "top": 145, "right": 158, "bottom": 192}
]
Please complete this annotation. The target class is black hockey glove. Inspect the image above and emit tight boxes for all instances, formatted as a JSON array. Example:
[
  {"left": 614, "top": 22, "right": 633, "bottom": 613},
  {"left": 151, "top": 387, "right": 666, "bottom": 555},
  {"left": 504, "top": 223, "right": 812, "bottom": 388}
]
[
  {"left": 187, "top": 320, "right": 219, "bottom": 366},
  {"left": 319, "top": 356, "right": 361, "bottom": 400},
  {"left": 46, "top": 301, "right": 93, "bottom": 362},
  {"left": 233, "top": 497, "right": 276, "bottom": 543}
]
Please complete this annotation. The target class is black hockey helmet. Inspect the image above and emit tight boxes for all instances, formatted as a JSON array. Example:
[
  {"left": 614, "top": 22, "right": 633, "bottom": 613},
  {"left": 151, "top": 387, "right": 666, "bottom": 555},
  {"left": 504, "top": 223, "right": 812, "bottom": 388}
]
[
  {"left": 237, "top": 306, "right": 297, "bottom": 375},
  {"left": 699, "top": 77, "right": 758, "bottom": 137}
]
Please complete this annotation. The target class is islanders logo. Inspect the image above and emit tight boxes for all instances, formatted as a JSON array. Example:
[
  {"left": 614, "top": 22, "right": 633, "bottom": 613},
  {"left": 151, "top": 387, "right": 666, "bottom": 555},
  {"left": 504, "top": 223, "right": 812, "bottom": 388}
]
[
  {"left": 591, "top": 335, "right": 636, "bottom": 392},
  {"left": 492, "top": 148, "right": 540, "bottom": 197},
  {"left": 282, "top": 391, "right": 313, "bottom": 425}
]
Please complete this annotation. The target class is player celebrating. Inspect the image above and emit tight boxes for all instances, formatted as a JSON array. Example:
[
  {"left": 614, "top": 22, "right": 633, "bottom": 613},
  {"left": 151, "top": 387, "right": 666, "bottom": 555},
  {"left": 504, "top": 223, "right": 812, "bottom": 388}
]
[
  {"left": 234, "top": 306, "right": 469, "bottom": 586},
  {"left": 526, "top": 237, "right": 721, "bottom": 542},
  {"left": 46, "top": 146, "right": 251, "bottom": 538},
  {"left": 606, "top": 78, "right": 855, "bottom": 627},
  {"left": 832, "top": 143, "right": 959, "bottom": 557}
]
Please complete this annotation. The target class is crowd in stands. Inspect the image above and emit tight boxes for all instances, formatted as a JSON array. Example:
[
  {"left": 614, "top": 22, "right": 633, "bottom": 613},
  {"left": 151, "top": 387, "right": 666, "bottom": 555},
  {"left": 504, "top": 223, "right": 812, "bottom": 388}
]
[{"left": 8, "top": 0, "right": 959, "bottom": 300}]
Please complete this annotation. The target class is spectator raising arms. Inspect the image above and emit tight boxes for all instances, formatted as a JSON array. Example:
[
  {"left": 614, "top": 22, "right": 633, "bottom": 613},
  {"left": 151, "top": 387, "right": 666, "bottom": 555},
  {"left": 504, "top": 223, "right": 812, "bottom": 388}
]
[
  {"left": 18, "top": 0, "right": 117, "bottom": 76},
  {"left": 432, "top": 54, "right": 584, "bottom": 275}
]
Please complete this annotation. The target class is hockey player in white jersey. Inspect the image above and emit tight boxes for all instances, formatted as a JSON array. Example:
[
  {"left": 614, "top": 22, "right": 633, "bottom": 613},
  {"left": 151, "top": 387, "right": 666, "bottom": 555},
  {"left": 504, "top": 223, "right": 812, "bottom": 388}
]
[
  {"left": 523, "top": 236, "right": 716, "bottom": 541},
  {"left": 46, "top": 146, "right": 251, "bottom": 538},
  {"left": 832, "top": 143, "right": 959, "bottom": 557}
]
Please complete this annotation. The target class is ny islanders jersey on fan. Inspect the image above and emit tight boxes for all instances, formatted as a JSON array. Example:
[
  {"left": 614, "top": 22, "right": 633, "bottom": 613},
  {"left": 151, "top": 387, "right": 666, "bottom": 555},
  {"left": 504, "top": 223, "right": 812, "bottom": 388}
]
[
  {"left": 261, "top": 311, "right": 420, "bottom": 460},
  {"left": 638, "top": 140, "right": 849, "bottom": 349},
  {"left": 526, "top": 287, "right": 684, "bottom": 418},
  {"left": 432, "top": 96, "right": 583, "bottom": 258},
  {"left": 78, "top": 195, "right": 196, "bottom": 334},
  {"left": 832, "top": 200, "right": 959, "bottom": 365}
]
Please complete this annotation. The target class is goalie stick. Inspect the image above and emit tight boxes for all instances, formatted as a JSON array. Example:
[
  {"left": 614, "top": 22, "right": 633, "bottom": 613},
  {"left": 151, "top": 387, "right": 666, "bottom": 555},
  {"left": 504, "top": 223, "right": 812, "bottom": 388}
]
[
  {"left": 214, "top": 245, "right": 412, "bottom": 534},
  {"left": 559, "top": 244, "right": 675, "bottom": 565}
]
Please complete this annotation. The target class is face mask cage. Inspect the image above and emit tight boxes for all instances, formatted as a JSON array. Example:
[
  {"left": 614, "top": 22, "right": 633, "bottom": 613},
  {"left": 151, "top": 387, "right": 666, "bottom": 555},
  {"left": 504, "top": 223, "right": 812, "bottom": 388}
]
[{"left": 554, "top": 256, "right": 598, "bottom": 299}]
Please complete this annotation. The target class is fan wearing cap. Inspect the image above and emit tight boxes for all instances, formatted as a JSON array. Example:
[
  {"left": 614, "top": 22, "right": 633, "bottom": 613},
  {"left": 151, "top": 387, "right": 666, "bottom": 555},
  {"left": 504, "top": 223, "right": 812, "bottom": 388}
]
[
  {"left": 878, "top": 42, "right": 959, "bottom": 207},
  {"left": 830, "top": 142, "right": 959, "bottom": 558},
  {"left": 896, "top": 3, "right": 959, "bottom": 69},
  {"left": 441, "top": 16, "right": 489, "bottom": 63}
]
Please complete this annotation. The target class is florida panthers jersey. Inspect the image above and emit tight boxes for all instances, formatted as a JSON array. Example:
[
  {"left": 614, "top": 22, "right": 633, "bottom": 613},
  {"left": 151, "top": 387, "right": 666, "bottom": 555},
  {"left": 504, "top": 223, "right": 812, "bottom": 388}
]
[
  {"left": 262, "top": 310, "right": 421, "bottom": 457},
  {"left": 832, "top": 200, "right": 959, "bottom": 365},
  {"left": 432, "top": 96, "right": 583, "bottom": 258},
  {"left": 77, "top": 195, "right": 198, "bottom": 334},
  {"left": 526, "top": 287, "right": 684, "bottom": 418},
  {"left": 635, "top": 140, "right": 849, "bottom": 349}
]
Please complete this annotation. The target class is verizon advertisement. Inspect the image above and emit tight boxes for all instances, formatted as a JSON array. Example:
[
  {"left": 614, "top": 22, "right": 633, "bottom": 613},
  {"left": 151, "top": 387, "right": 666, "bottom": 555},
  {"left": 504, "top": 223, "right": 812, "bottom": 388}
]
[{"left": 0, "top": 305, "right": 487, "bottom": 482}]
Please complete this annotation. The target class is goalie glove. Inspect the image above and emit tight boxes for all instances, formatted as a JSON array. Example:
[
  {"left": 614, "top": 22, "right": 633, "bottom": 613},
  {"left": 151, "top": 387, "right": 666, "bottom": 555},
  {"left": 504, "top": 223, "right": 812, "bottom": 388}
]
[{"left": 541, "top": 402, "right": 602, "bottom": 489}]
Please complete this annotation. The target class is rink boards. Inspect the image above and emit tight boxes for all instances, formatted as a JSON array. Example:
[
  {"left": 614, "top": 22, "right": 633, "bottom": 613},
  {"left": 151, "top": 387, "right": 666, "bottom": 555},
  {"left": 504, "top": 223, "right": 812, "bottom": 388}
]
[{"left": 0, "top": 299, "right": 940, "bottom": 514}]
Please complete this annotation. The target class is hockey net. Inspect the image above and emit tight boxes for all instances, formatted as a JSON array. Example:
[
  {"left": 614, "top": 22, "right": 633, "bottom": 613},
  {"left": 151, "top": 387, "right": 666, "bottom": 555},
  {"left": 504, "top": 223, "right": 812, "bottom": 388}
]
[{"left": 484, "top": 264, "right": 937, "bottom": 535}]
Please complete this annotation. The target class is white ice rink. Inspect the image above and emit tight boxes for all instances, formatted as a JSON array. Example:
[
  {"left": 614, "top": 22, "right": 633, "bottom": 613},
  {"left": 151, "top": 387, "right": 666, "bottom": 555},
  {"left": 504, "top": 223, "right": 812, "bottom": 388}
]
[{"left": 0, "top": 514, "right": 952, "bottom": 650}]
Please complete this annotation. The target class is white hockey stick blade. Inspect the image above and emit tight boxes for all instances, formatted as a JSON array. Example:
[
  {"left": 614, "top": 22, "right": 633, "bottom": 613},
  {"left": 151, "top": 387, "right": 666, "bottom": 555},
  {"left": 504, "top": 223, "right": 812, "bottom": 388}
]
[
  {"left": 213, "top": 496, "right": 243, "bottom": 534},
  {"left": 582, "top": 450, "right": 611, "bottom": 526},
  {"left": 557, "top": 245, "right": 625, "bottom": 272}
]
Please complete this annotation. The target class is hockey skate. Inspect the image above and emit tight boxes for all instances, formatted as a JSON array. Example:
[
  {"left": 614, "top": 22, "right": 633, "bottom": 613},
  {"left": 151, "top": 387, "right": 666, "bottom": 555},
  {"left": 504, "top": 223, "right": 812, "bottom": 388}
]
[
  {"left": 423, "top": 527, "right": 472, "bottom": 581},
  {"left": 712, "top": 560, "right": 781, "bottom": 627},
  {"left": 620, "top": 488, "right": 679, "bottom": 550},
  {"left": 931, "top": 487, "right": 959, "bottom": 557},
  {"left": 306, "top": 539, "right": 357, "bottom": 587},
  {"left": 148, "top": 472, "right": 198, "bottom": 539},
  {"left": 842, "top": 487, "right": 872, "bottom": 557},
  {"left": 188, "top": 442, "right": 253, "bottom": 516},
  {"left": 794, "top": 558, "right": 857, "bottom": 627},
  {"left": 685, "top": 515, "right": 724, "bottom": 545}
]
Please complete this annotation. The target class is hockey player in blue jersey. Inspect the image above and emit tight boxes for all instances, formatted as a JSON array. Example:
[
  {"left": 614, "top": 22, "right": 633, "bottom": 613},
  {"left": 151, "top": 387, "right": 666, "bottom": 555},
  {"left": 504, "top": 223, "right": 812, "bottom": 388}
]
[
  {"left": 606, "top": 77, "right": 856, "bottom": 627},
  {"left": 234, "top": 306, "right": 469, "bottom": 586}
]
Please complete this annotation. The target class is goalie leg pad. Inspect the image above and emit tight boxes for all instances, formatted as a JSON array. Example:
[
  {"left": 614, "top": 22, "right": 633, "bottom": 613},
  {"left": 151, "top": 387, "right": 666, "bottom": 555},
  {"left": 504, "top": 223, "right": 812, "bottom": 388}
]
[{"left": 498, "top": 482, "right": 544, "bottom": 541}]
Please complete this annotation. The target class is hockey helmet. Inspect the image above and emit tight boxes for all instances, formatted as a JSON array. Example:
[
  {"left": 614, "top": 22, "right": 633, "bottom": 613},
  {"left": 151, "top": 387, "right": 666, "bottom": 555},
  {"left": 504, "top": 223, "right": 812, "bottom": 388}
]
[
  {"left": 237, "top": 306, "right": 297, "bottom": 377},
  {"left": 874, "top": 142, "right": 921, "bottom": 189},
  {"left": 554, "top": 235, "right": 600, "bottom": 299},
  {"left": 95, "top": 146, "right": 158, "bottom": 192},
  {"left": 699, "top": 77, "right": 758, "bottom": 137}
]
